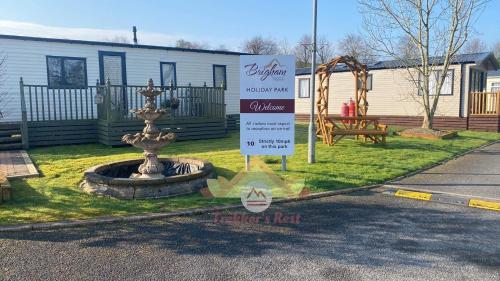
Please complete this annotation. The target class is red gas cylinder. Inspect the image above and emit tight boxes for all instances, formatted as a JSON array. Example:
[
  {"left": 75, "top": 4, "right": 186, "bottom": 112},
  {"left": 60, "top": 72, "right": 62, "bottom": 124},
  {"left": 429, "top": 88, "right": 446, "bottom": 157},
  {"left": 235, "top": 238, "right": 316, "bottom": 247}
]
[
  {"left": 348, "top": 98, "right": 356, "bottom": 124},
  {"left": 340, "top": 102, "right": 349, "bottom": 124}
]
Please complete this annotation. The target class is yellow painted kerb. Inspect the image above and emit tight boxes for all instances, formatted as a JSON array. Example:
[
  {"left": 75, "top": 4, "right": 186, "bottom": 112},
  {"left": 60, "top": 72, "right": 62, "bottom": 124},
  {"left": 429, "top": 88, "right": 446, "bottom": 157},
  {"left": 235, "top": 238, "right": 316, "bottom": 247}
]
[
  {"left": 395, "top": 190, "right": 432, "bottom": 201},
  {"left": 469, "top": 199, "right": 500, "bottom": 211}
]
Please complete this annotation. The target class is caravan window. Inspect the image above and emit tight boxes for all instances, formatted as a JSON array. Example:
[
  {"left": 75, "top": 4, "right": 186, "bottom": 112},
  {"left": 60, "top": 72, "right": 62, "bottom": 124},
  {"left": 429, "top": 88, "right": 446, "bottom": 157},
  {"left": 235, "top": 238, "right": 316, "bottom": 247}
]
[
  {"left": 357, "top": 74, "right": 373, "bottom": 91},
  {"left": 418, "top": 70, "right": 454, "bottom": 96},
  {"left": 492, "top": 82, "right": 500, "bottom": 92},
  {"left": 298, "top": 78, "right": 310, "bottom": 98},
  {"left": 160, "top": 62, "right": 177, "bottom": 87},
  {"left": 46, "top": 56, "right": 87, "bottom": 88},
  {"left": 213, "top": 65, "right": 227, "bottom": 90}
]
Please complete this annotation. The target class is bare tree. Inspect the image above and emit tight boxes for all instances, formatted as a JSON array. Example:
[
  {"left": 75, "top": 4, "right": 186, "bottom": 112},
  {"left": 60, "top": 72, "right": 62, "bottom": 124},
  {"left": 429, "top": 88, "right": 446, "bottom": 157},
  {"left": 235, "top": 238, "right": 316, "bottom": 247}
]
[
  {"left": 316, "top": 36, "right": 335, "bottom": 64},
  {"left": 337, "top": 33, "right": 377, "bottom": 63},
  {"left": 215, "top": 44, "right": 229, "bottom": 51},
  {"left": 397, "top": 35, "right": 419, "bottom": 60},
  {"left": 360, "top": 0, "right": 487, "bottom": 129},
  {"left": 294, "top": 35, "right": 312, "bottom": 68},
  {"left": 493, "top": 41, "right": 500, "bottom": 63},
  {"left": 175, "top": 39, "right": 210, "bottom": 50},
  {"left": 462, "top": 37, "right": 488, "bottom": 54},
  {"left": 103, "top": 36, "right": 131, "bottom": 44},
  {"left": 241, "top": 36, "right": 279, "bottom": 55},
  {"left": 277, "top": 38, "right": 293, "bottom": 55}
]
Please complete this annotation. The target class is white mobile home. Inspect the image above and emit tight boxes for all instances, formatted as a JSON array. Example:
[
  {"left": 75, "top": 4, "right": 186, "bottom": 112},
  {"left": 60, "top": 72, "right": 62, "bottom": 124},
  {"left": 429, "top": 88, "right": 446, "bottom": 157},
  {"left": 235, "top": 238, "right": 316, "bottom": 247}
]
[
  {"left": 0, "top": 34, "right": 243, "bottom": 148},
  {"left": 294, "top": 53, "right": 500, "bottom": 132},
  {"left": 0, "top": 34, "right": 242, "bottom": 121},
  {"left": 487, "top": 70, "right": 500, "bottom": 92}
]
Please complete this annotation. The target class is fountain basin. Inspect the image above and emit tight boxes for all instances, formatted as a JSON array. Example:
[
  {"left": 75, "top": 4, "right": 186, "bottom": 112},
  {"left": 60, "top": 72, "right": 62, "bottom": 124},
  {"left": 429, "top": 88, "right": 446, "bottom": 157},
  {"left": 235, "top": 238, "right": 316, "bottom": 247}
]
[{"left": 81, "top": 157, "right": 214, "bottom": 199}]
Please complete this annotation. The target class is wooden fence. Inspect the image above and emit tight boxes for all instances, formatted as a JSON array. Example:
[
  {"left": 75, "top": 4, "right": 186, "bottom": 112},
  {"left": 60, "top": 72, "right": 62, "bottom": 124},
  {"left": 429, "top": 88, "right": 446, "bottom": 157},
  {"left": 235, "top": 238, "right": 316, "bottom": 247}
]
[
  {"left": 19, "top": 78, "right": 226, "bottom": 147},
  {"left": 469, "top": 92, "right": 500, "bottom": 116},
  {"left": 99, "top": 82, "right": 225, "bottom": 122}
]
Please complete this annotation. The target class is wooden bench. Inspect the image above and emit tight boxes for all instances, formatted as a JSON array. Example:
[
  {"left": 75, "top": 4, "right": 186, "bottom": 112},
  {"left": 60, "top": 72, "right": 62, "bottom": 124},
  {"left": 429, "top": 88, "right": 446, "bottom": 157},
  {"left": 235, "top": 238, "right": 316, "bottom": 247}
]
[{"left": 319, "top": 116, "right": 388, "bottom": 145}]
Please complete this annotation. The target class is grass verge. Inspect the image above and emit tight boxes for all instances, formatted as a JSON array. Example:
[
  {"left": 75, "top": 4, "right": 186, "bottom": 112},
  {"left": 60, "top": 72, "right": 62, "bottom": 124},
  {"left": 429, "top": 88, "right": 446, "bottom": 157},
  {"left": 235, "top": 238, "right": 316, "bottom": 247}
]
[{"left": 0, "top": 124, "right": 498, "bottom": 225}]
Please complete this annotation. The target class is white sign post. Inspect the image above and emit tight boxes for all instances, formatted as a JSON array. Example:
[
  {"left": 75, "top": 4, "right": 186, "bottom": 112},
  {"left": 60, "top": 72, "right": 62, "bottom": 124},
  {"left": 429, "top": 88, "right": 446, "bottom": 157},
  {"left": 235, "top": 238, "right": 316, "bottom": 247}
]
[{"left": 240, "top": 55, "right": 295, "bottom": 170}]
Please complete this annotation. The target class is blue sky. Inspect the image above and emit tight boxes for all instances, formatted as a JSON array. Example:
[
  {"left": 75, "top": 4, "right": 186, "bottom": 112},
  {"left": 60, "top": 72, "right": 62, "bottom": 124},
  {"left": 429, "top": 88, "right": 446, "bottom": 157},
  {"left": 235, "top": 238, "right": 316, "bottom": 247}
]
[{"left": 0, "top": 0, "right": 498, "bottom": 50}]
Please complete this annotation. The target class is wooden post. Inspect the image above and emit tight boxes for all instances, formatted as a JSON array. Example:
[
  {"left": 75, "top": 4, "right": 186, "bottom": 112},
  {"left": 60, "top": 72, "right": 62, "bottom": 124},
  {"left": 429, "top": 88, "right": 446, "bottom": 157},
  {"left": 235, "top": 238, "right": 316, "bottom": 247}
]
[
  {"left": 496, "top": 92, "right": 500, "bottom": 115},
  {"left": 354, "top": 69, "right": 359, "bottom": 119},
  {"left": 105, "top": 78, "right": 112, "bottom": 124},
  {"left": 221, "top": 84, "right": 226, "bottom": 118},
  {"left": 95, "top": 79, "right": 100, "bottom": 119},
  {"left": 0, "top": 173, "right": 11, "bottom": 203},
  {"left": 167, "top": 80, "right": 173, "bottom": 118},
  {"left": 219, "top": 82, "right": 224, "bottom": 119},
  {"left": 245, "top": 155, "right": 250, "bottom": 171},
  {"left": 169, "top": 80, "right": 174, "bottom": 100},
  {"left": 281, "top": 155, "right": 287, "bottom": 171},
  {"left": 19, "top": 77, "right": 29, "bottom": 149}
]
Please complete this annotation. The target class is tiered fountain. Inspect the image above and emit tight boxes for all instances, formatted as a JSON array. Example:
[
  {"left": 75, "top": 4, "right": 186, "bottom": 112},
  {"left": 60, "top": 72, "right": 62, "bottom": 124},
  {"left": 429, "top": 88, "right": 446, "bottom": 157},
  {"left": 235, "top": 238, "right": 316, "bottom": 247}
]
[
  {"left": 81, "top": 79, "right": 214, "bottom": 199},
  {"left": 122, "top": 79, "right": 177, "bottom": 179}
]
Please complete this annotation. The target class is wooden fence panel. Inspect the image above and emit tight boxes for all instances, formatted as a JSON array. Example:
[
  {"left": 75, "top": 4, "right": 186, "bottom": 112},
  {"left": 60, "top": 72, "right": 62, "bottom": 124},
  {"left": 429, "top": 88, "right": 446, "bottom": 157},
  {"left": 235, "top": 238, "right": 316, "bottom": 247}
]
[
  {"left": 469, "top": 92, "right": 500, "bottom": 116},
  {"left": 23, "top": 84, "right": 100, "bottom": 122},
  {"left": 20, "top": 80, "right": 228, "bottom": 147}
]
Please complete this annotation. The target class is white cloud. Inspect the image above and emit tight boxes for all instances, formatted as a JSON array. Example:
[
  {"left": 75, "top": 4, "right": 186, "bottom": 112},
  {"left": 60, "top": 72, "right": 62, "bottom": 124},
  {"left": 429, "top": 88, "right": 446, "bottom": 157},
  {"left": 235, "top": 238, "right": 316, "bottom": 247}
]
[{"left": 0, "top": 20, "right": 239, "bottom": 50}]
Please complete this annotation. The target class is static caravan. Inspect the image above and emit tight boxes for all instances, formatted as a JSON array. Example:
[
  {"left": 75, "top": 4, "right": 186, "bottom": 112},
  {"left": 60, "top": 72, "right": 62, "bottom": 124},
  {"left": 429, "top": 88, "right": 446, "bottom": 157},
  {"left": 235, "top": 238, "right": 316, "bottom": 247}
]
[
  {"left": 0, "top": 34, "right": 243, "bottom": 148},
  {"left": 294, "top": 52, "right": 500, "bottom": 132},
  {"left": 487, "top": 70, "right": 500, "bottom": 92}
]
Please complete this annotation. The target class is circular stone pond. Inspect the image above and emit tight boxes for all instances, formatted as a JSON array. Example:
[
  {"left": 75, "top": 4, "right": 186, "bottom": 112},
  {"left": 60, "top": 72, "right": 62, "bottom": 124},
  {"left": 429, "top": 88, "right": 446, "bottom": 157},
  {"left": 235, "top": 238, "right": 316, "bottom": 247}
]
[{"left": 81, "top": 158, "right": 214, "bottom": 199}]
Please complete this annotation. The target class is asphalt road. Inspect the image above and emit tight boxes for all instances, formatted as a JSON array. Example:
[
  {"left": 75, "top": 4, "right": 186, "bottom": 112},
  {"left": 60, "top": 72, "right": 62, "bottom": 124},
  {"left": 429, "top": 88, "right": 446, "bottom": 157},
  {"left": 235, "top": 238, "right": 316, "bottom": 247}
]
[
  {"left": 1, "top": 190, "right": 499, "bottom": 281},
  {"left": 389, "top": 141, "right": 500, "bottom": 201}
]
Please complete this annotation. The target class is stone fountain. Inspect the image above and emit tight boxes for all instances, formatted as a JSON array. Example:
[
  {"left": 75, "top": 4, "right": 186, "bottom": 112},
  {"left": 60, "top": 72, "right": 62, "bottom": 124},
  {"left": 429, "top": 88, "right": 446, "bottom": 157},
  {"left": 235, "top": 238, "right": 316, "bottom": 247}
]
[
  {"left": 122, "top": 79, "right": 176, "bottom": 179},
  {"left": 81, "top": 79, "right": 215, "bottom": 199}
]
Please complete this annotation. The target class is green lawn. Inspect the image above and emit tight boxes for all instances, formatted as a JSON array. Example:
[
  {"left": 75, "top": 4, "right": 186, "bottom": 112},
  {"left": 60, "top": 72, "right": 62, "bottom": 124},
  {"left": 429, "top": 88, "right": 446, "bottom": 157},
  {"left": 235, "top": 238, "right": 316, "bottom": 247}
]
[{"left": 0, "top": 124, "right": 498, "bottom": 225}]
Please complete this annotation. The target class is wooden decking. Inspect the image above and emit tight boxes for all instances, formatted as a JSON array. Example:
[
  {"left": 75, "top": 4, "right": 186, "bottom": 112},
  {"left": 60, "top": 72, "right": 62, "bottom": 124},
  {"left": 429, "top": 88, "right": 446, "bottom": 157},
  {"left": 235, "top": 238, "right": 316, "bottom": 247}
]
[
  {"left": 0, "top": 150, "right": 39, "bottom": 179},
  {"left": 18, "top": 80, "right": 227, "bottom": 147}
]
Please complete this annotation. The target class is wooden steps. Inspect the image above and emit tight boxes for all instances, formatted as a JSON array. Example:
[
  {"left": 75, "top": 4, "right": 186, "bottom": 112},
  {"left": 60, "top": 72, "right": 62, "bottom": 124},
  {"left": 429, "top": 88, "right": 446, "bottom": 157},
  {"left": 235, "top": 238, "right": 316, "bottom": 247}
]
[{"left": 0, "top": 123, "right": 23, "bottom": 150}]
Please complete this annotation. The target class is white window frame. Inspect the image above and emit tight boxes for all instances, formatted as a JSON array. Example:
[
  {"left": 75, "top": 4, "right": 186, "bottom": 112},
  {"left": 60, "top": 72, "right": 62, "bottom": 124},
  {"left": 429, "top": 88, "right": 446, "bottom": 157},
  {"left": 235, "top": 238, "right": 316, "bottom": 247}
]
[
  {"left": 298, "top": 78, "right": 310, "bottom": 98},
  {"left": 418, "top": 69, "right": 454, "bottom": 96},
  {"left": 160, "top": 62, "right": 177, "bottom": 87},
  {"left": 46, "top": 56, "right": 88, "bottom": 89},
  {"left": 491, "top": 82, "right": 500, "bottom": 92},
  {"left": 357, "top": 74, "right": 373, "bottom": 91}
]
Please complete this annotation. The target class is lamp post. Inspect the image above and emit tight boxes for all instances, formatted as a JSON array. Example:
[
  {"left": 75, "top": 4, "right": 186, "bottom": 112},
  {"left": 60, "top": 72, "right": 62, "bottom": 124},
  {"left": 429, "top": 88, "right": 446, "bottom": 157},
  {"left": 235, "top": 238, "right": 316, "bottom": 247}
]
[{"left": 308, "top": 0, "right": 318, "bottom": 164}]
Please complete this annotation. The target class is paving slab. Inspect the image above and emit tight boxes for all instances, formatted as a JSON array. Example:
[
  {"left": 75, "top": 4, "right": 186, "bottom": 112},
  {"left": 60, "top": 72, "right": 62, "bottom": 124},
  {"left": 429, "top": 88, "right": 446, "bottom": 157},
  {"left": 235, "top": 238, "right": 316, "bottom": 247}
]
[
  {"left": 0, "top": 150, "right": 39, "bottom": 179},
  {"left": 387, "top": 141, "right": 500, "bottom": 201}
]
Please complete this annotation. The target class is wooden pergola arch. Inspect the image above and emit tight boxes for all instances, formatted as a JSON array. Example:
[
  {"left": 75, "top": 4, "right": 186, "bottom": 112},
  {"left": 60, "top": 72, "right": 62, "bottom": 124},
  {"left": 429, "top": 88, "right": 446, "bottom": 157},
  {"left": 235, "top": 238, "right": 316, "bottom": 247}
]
[{"left": 315, "top": 56, "right": 384, "bottom": 145}]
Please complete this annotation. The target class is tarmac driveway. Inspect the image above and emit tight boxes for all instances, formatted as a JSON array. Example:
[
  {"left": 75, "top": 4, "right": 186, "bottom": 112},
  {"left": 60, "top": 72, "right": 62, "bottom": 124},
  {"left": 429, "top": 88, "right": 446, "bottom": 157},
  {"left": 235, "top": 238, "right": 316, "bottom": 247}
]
[
  {"left": 388, "top": 141, "right": 500, "bottom": 201},
  {"left": 1, "top": 190, "right": 499, "bottom": 281}
]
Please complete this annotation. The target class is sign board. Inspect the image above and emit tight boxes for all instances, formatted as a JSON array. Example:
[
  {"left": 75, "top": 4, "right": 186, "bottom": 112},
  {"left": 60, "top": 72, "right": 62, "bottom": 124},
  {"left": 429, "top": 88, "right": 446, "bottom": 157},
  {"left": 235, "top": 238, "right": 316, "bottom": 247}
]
[{"left": 240, "top": 55, "right": 295, "bottom": 156}]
